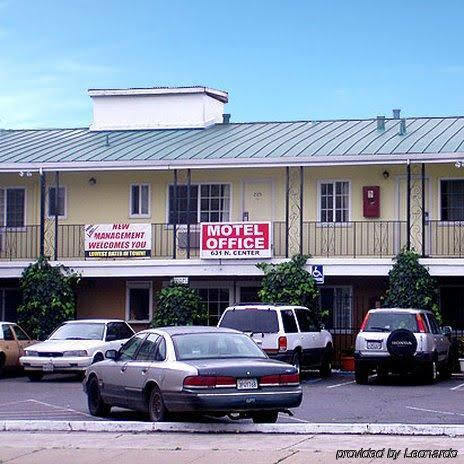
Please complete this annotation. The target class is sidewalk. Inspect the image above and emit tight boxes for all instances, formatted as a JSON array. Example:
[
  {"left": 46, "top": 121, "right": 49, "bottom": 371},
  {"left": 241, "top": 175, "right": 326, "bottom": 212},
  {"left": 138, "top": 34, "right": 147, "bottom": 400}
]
[{"left": 0, "top": 431, "right": 463, "bottom": 463}]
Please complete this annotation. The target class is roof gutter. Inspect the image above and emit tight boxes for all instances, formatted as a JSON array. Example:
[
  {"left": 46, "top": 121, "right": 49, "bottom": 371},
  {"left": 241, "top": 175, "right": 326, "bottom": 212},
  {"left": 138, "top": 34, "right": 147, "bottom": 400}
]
[{"left": 0, "top": 153, "right": 464, "bottom": 173}]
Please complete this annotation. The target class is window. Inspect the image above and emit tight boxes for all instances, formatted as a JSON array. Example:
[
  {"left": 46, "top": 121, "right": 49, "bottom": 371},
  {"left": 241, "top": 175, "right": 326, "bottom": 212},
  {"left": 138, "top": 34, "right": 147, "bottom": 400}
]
[
  {"left": 126, "top": 282, "right": 152, "bottom": 322},
  {"left": 238, "top": 285, "right": 261, "bottom": 303},
  {"left": 281, "top": 310, "right": 298, "bottom": 333},
  {"left": 319, "top": 181, "right": 349, "bottom": 223},
  {"left": 0, "top": 188, "right": 25, "bottom": 227},
  {"left": 197, "top": 287, "right": 231, "bottom": 326},
  {"left": 47, "top": 186, "right": 66, "bottom": 218},
  {"left": 0, "top": 289, "right": 21, "bottom": 322},
  {"left": 13, "top": 325, "right": 30, "bottom": 341},
  {"left": 136, "top": 334, "right": 160, "bottom": 361},
  {"left": 295, "top": 308, "right": 318, "bottom": 332},
  {"left": 106, "top": 322, "right": 134, "bottom": 341},
  {"left": 168, "top": 184, "right": 230, "bottom": 224},
  {"left": 1, "top": 324, "right": 15, "bottom": 341},
  {"left": 320, "top": 287, "right": 352, "bottom": 329},
  {"left": 219, "top": 309, "right": 279, "bottom": 333},
  {"left": 119, "top": 334, "right": 146, "bottom": 362},
  {"left": 426, "top": 314, "right": 441, "bottom": 335},
  {"left": 441, "top": 179, "right": 464, "bottom": 221},
  {"left": 130, "top": 184, "right": 150, "bottom": 217}
]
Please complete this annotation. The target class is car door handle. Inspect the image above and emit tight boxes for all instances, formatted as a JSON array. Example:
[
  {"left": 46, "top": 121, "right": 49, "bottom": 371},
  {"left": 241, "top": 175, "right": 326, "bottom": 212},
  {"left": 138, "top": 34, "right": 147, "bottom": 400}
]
[
  {"left": 121, "top": 366, "right": 127, "bottom": 372},
  {"left": 141, "top": 368, "right": 149, "bottom": 375}
]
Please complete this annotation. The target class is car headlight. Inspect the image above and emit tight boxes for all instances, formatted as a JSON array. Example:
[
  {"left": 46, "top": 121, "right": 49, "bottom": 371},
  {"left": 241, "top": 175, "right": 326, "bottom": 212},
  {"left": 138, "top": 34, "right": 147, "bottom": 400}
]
[
  {"left": 63, "top": 350, "right": 88, "bottom": 357},
  {"left": 25, "top": 350, "right": 38, "bottom": 357}
]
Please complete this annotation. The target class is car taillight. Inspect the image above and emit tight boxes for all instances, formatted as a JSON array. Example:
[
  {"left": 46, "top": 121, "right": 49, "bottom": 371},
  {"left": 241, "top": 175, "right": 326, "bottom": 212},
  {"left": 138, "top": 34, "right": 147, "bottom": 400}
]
[
  {"left": 416, "top": 314, "right": 427, "bottom": 333},
  {"left": 360, "top": 313, "right": 370, "bottom": 331},
  {"left": 278, "top": 336, "right": 287, "bottom": 352},
  {"left": 183, "top": 375, "right": 236, "bottom": 389},
  {"left": 260, "top": 373, "right": 300, "bottom": 387}
]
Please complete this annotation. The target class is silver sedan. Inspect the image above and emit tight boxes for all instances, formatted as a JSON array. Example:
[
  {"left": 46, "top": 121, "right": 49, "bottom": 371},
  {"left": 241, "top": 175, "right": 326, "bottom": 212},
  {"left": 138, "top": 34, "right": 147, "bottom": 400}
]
[{"left": 83, "top": 326, "right": 302, "bottom": 423}]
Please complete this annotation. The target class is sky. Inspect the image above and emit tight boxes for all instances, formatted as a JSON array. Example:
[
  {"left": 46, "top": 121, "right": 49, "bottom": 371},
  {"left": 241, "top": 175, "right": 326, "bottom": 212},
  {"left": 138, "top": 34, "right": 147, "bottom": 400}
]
[{"left": 1, "top": 0, "right": 464, "bottom": 128}]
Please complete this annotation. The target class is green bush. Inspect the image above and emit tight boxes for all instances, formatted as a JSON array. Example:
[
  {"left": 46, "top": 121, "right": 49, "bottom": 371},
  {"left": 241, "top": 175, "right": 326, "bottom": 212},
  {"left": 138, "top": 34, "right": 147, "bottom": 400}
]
[
  {"left": 151, "top": 284, "right": 207, "bottom": 327},
  {"left": 17, "top": 256, "right": 80, "bottom": 340},
  {"left": 257, "top": 255, "right": 324, "bottom": 322},
  {"left": 382, "top": 248, "right": 441, "bottom": 322}
]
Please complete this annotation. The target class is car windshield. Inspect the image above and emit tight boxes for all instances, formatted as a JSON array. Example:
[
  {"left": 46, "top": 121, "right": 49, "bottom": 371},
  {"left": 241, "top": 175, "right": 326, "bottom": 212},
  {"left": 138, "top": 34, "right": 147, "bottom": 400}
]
[
  {"left": 219, "top": 309, "right": 279, "bottom": 333},
  {"left": 364, "top": 313, "right": 418, "bottom": 332},
  {"left": 49, "top": 323, "right": 105, "bottom": 341},
  {"left": 172, "top": 332, "right": 266, "bottom": 361}
]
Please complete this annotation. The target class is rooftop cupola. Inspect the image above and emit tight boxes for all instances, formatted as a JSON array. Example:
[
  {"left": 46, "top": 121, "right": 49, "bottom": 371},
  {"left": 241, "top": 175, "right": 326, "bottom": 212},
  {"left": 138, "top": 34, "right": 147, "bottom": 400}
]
[{"left": 88, "top": 86, "right": 229, "bottom": 131}]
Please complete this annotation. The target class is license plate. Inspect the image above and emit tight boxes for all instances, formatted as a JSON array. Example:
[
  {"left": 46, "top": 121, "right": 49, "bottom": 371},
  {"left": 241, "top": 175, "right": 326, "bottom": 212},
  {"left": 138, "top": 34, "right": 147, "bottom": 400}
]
[
  {"left": 237, "top": 378, "right": 258, "bottom": 390},
  {"left": 367, "top": 341, "right": 382, "bottom": 350},
  {"left": 42, "top": 363, "right": 54, "bottom": 372}
]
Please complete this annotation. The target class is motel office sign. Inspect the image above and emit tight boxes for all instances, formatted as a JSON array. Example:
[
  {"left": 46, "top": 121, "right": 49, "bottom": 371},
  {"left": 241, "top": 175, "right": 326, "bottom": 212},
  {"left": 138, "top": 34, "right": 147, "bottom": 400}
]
[
  {"left": 200, "top": 222, "right": 272, "bottom": 259},
  {"left": 84, "top": 224, "right": 151, "bottom": 258}
]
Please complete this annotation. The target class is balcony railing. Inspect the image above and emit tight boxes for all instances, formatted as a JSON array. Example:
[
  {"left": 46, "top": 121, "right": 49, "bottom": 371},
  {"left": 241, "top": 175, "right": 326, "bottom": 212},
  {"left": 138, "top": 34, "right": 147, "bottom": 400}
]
[{"left": 4, "top": 220, "right": 464, "bottom": 260}]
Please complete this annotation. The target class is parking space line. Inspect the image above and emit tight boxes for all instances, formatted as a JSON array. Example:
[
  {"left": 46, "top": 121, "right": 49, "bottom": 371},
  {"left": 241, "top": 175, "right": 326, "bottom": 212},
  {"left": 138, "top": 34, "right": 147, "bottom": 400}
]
[
  {"left": 28, "top": 399, "right": 95, "bottom": 418},
  {"left": 450, "top": 382, "right": 464, "bottom": 391},
  {"left": 406, "top": 406, "right": 464, "bottom": 417}
]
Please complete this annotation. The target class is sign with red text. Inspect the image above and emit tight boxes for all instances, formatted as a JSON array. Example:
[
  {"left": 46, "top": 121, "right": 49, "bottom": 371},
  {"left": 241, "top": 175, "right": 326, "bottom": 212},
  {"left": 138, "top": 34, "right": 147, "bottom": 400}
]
[
  {"left": 84, "top": 224, "right": 151, "bottom": 258},
  {"left": 200, "top": 222, "right": 272, "bottom": 259}
]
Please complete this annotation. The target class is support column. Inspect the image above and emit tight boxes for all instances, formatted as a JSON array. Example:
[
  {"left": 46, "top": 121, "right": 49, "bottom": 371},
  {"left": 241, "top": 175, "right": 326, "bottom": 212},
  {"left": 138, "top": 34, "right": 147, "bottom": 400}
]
[
  {"left": 54, "top": 171, "right": 59, "bottom": 261},
  {"left": 186, "top": 169, "right": 191, "bottom": 259},
  {"left": 421, "top": 163, "right": 426, "bottom": 257},
  {"left": 299, "top": 166, "right": 304, "bottom": 255},
  {"left": 172, "top": 169, "right": 178, "bottom": 259},
  {"left": 406, "top": 161, "right": 411, "bottom": 250},
  {"left": 39, "top": 170, "right": 46, "bottom": 257},
  {"left": 285, "top": 167, "right": 289, "bottom": 258}
]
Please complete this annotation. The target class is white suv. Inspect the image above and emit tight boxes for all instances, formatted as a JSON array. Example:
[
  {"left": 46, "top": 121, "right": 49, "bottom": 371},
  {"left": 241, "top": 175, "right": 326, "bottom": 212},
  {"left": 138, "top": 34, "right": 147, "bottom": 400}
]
[{"left": 218, "top": 304, "right": 333, "bottom": 376}]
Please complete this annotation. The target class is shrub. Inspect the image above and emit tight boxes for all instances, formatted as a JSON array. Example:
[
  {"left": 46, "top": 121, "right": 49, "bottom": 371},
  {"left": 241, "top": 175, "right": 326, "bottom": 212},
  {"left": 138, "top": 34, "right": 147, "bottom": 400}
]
[
  {"left": 151, "top": 284, "right": 207, "bottom": 327},
  {"left": 17, "top": 256, "right": 80, "bottom": 340},
  {"left": 257, "top": 255, "right": 324, "bottom": 321},
  {"left": 382, "top": 248, "right": 441, "bottom": 322}
]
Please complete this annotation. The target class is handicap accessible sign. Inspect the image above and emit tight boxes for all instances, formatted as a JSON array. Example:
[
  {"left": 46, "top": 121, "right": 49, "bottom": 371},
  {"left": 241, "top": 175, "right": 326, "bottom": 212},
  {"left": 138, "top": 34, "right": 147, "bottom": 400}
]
[{"left": 310, "top": 265, "right": 324, "bottom": 284}]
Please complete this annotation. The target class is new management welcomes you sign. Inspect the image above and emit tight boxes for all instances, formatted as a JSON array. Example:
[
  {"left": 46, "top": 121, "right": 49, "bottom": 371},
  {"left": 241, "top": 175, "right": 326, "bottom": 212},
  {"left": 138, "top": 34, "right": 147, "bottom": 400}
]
[
  {"left": 85, "top": 224, "right": 151, "bottom": 258},
  {"left": 200, "top": 222, "right": 272, "bottom": 259}
]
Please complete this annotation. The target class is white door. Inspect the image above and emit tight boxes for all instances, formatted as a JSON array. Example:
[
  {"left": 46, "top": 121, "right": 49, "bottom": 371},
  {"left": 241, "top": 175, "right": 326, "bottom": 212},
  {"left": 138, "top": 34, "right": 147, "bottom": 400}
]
[{"left": 242, "top": 181, "right": 274, "bottom": 222}]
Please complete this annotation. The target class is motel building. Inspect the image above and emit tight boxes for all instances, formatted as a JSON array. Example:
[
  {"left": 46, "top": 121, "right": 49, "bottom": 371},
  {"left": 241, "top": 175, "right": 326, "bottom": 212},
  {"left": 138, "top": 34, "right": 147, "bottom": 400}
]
[{"left": 1, "top": 86, "right": 464, "bottom": 358}]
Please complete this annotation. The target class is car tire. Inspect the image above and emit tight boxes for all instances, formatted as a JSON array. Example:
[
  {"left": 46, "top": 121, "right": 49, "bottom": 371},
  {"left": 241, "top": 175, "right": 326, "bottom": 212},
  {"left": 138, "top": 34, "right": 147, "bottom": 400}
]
[
  {"left": 423, "top": 360, "right": 438, "bottom": 384},
  {"left": 148, "top": 386, "right": 167, "bottom": 422},
  {"left": 292, "top": 352, "right": 302, "bottom": 374},
  {"left": 0, "top": 354, "right": 5, "bottom": 378},
  {"left": 319, "top": 347, "right": 332, "bottom": 378},
  {"left": 440, "top": 360, "right": 452, "bottom": 380},
  {"left": 355, "top": 363, "right": 369, "bottom": 385},
  {"left": 27, "top": 372, "right": 43, "bottom": 382},
  {"left": 87, "top": 377, "right": 111, "bottom": 417},
  {"left": 251, "top": 411, "right": 279, "bottom": 423}
]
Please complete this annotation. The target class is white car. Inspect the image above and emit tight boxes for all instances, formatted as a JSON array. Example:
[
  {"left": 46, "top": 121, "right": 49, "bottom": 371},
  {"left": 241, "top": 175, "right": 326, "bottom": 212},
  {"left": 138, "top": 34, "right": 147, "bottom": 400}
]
[
  {"left": 20, "top": 319, "right": 134, "bottom": 381},
  {"left": 218, "top": 304, "right": 333, "bottom": 376}
]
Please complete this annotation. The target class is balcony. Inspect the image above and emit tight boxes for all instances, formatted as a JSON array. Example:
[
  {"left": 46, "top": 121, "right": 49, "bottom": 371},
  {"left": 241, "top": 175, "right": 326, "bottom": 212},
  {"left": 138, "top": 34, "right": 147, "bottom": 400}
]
[{"left": 3, "top": 220, "right": 464, "bottom": 261}]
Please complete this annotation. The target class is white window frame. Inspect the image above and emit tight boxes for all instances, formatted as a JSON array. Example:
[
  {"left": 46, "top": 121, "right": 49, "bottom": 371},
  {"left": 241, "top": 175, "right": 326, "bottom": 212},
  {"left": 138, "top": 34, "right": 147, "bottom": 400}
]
[
  {"left": 236, "top": 280, "right": 262, "bottom": 304},
  {"left": 190, "top": 281, "right": 234, "bottom": 324},
  {"left": 0, "top": 187, "right": 26, "bottom": 229},
  {"left": 317, "top": 180, "right": 351, "bottom": 224},
  {"left": 125, "top": 281, "right": 153, "bottom": 323},
  {"left": 438, "top": 177, "right": 464, "bottom": 224},
  {"left": 165, "top": 182, "right": 232, "bottom": 227},
  {"left": 129, "top": 184, "right": 151, "bottom": 218},
  {"left": 320, "top": 285, "right": 353, "bottom": 333},
  {"left": 47, "top": 185, "right": 67, "bottom": 219}
]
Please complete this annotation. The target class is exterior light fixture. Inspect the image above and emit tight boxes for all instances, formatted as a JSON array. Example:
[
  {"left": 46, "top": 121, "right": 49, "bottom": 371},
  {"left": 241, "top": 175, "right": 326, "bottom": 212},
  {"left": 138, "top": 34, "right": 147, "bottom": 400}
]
[
  {"left": 88, "top": 177, "right": 97, "bottom": 185},
  {"left": 455, "top": 161, "right": 463, "bottom": 168},
  {"left": 382, "top": 170, "right": 390, "bottom": 179}
]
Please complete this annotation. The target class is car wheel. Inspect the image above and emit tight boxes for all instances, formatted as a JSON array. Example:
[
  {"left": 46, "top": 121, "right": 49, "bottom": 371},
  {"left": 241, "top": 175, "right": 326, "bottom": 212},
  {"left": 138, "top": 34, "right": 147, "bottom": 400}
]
[
  {"left": 355, "top": 363, "right": 369, "bottom": 385},
  {"left": 252, "top": 411, "right": 279, "bottom": 423},
  {"left": 148, "top": 386, "right": 167, "bottom": 422},
  {"left": 440, "top": 361, "right": 452, "bottom": 380},
  {"left": 424, "top": 360, "right": 438, "bottom": 384},
  {"left": 0, "top": 355, "right": 5, "bottom": 378},
  {"left": 292, "top": 352, "right": 301, "bottom": 374},
  {"left": 87, "top": 377, "right": 111, "bottom": 417},
  {"left": 27, "top": 372, "right": 43, "bottom": 382},
  {"left": 319, "top": 348, "right": 332, "bottom": 378}
]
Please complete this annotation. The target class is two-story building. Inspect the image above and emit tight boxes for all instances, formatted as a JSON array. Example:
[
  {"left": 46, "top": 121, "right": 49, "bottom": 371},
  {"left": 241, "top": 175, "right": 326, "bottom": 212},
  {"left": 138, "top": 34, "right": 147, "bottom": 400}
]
[{"left": 1, "top": 86, "right": 464, "bottom": 361}]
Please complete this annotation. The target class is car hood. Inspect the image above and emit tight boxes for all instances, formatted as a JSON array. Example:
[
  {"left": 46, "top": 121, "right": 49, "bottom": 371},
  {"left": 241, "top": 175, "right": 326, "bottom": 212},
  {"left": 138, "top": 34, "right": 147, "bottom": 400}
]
[
  {"left": 27, "top": 339, "right": 104, "bottom": 352},
  {"left": 183, "top": 357, "right": 296, "bottom": 377}
]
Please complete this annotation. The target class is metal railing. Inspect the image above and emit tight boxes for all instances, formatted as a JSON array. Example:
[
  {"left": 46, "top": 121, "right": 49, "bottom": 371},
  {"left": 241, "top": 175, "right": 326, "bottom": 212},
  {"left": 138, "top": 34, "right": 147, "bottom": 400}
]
[
  {"left": 0, "top": 226, "right": 40, "bottom": 260},
  {"left": 428, "top": 220, "right": 464, "bottom": 257}
]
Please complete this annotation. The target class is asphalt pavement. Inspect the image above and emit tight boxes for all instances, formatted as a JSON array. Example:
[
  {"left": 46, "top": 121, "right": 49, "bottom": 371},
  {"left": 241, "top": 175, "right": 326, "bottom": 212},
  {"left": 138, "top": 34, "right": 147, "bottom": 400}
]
[{"left": 1, "top": 370, "right": 464, "bottom": 424}]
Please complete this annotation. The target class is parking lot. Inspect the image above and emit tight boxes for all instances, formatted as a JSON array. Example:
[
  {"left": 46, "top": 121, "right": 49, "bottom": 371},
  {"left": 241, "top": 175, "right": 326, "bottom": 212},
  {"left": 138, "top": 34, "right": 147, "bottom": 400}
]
[{"left": 1, "top": 370, "right": 463, "bottom": 424}]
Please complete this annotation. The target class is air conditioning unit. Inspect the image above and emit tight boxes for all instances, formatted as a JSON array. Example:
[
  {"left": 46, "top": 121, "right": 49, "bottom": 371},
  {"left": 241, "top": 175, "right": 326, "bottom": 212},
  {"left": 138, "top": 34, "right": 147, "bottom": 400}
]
[{"left": 177, "top": 229, "right": 200, "bottom": 249}]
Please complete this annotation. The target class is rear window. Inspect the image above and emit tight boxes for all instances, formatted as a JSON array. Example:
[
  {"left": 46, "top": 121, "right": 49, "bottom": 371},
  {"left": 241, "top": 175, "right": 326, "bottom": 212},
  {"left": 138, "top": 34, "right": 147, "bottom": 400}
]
[
  {"left": 219, "top": 309, "right": 279, "bottom": 333},
  {"left": 364, "top": 312, "right": 418, "bottom": 333}
]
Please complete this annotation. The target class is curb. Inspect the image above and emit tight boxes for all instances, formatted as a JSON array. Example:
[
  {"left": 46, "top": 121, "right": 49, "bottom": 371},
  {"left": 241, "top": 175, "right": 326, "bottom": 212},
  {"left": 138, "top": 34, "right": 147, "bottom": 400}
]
[{"left": 1, "top": 421, "right": 464, "bottom": 436}]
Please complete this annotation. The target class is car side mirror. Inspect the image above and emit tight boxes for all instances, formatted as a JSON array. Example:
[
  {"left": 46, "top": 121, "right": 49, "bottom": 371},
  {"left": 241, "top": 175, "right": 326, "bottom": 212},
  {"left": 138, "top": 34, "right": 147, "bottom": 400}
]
[
  {"left": 105, "top": 349, "right": 118, "bottom": 360},
  {"left": 319, "top": 323, "right": 325, "bottom": 331},
  {"left": 441, "top": 326, "right": 452, "bottom": 336}
]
